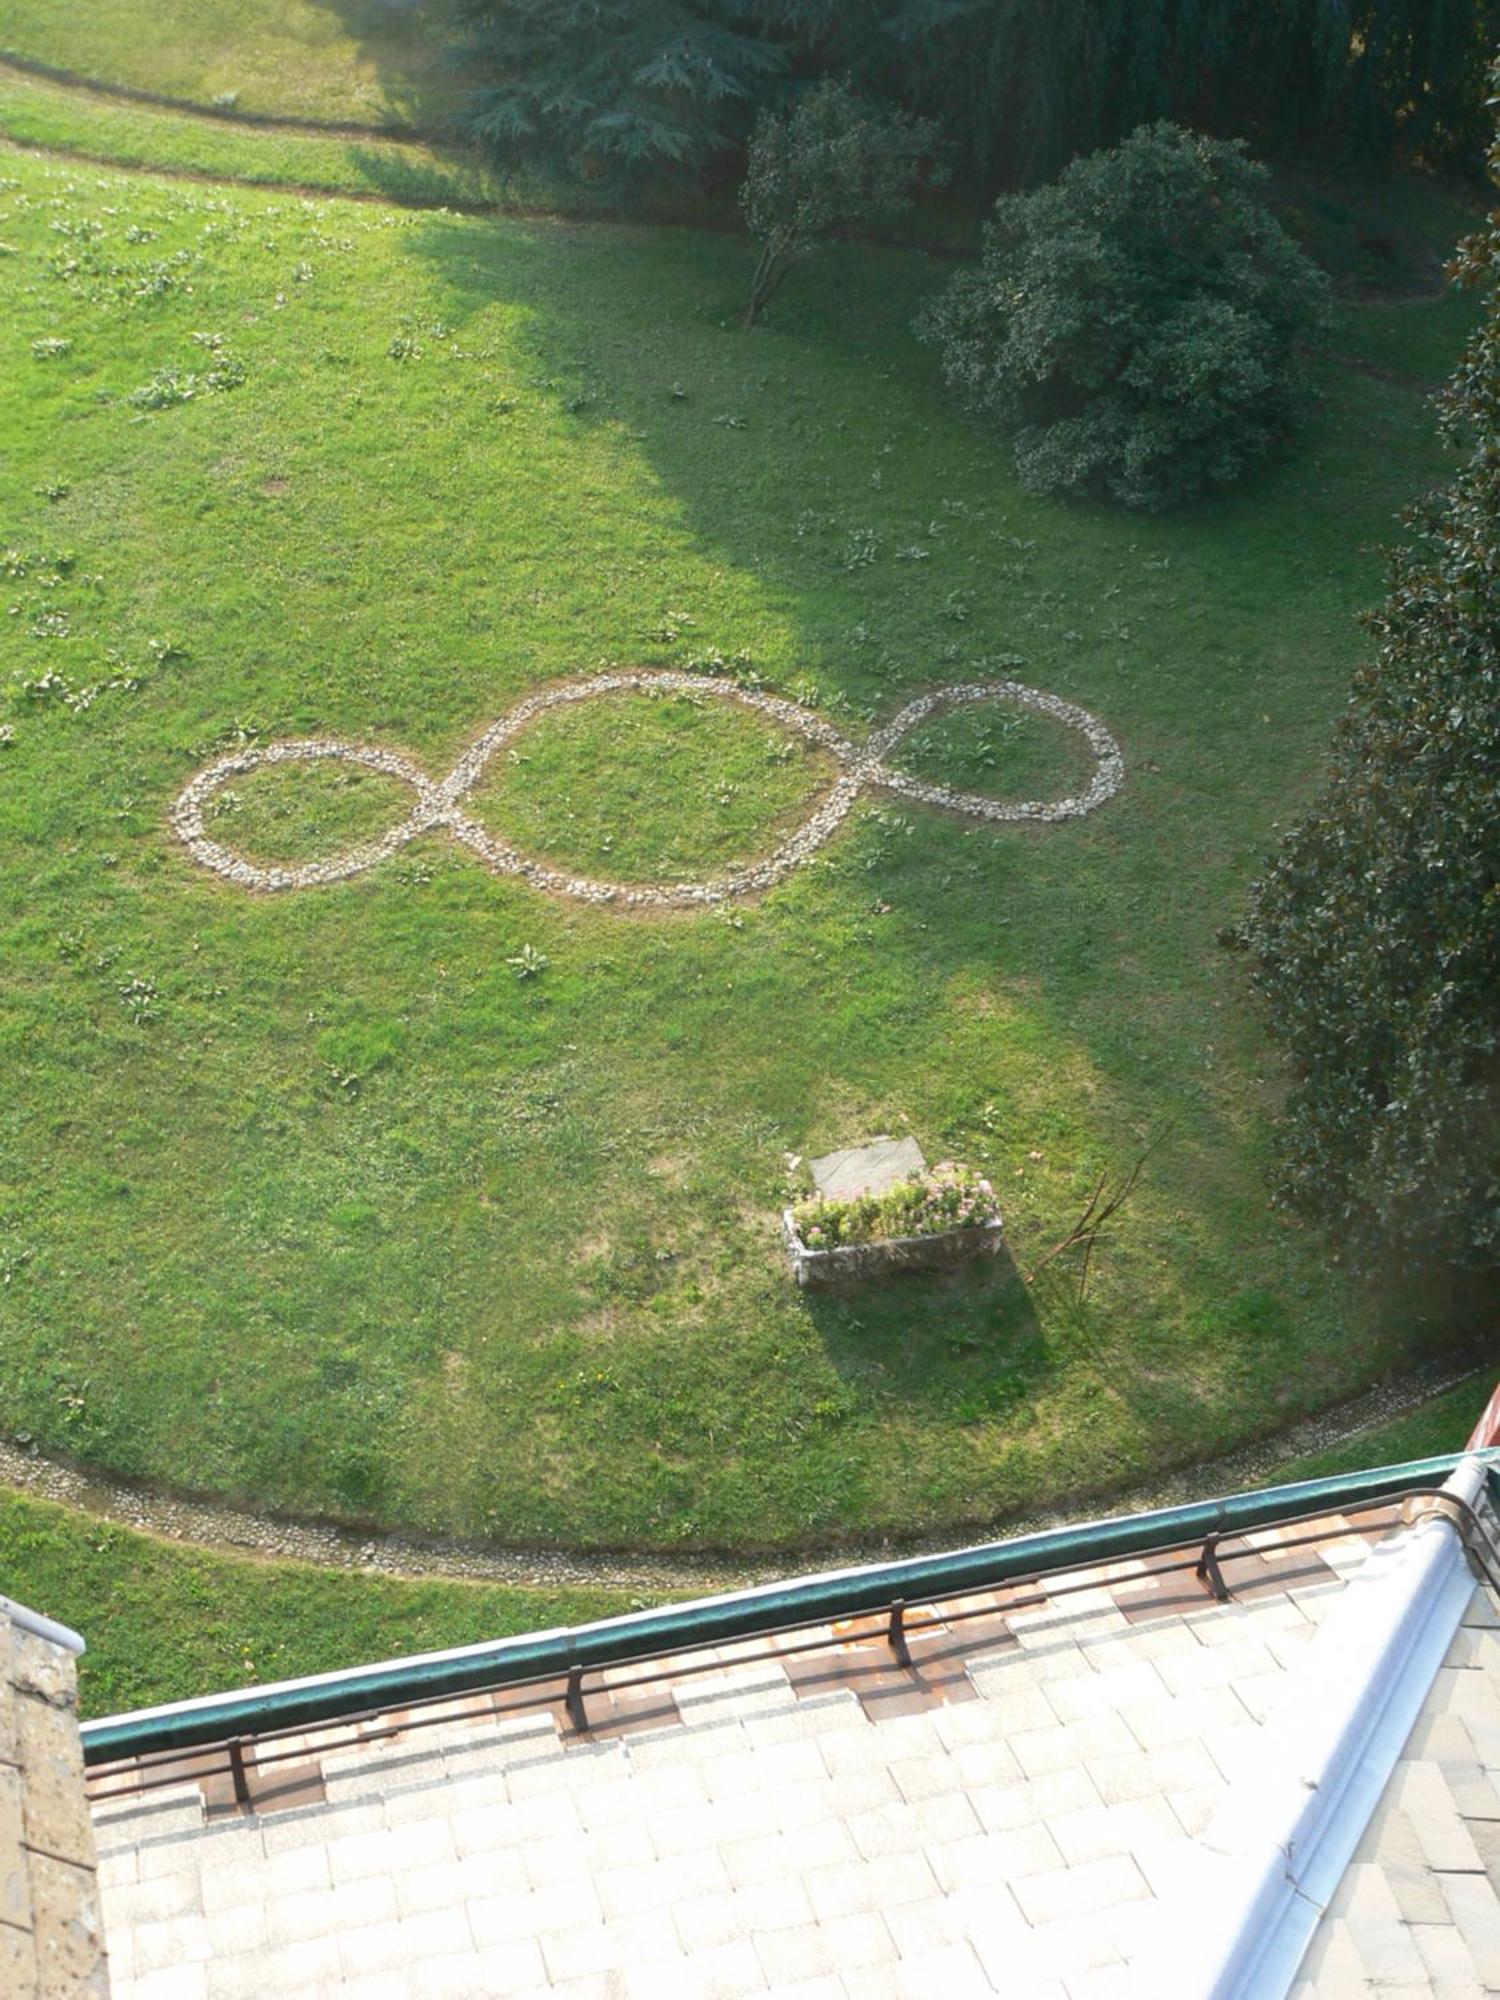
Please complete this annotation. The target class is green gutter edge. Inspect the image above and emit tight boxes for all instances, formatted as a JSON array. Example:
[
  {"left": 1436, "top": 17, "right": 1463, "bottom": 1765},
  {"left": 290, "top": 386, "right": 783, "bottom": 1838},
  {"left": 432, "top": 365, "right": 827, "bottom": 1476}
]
[{"left": 82, "top": 1451, "right": 1499, "bottom": 1767}]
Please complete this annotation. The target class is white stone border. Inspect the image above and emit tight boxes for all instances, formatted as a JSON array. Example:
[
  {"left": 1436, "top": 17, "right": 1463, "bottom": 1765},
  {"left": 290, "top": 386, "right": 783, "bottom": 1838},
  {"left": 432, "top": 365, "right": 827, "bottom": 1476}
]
[{"left": 170, "top": 670, "right": 1125, "bottom": 908}]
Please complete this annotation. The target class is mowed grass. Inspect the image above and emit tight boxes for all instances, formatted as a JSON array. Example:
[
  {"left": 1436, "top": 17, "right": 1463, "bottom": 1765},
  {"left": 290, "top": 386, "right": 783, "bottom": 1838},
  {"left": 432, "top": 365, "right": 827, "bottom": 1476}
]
[
  {"left": 899, "top": 700, "right": 1097, "bottom": 806},
  {"left": 0, "top": 1487, "right": 635, "bottom": 1717},
  {"left": 0, "top": 136, "right": 1482, "bottom": 1558},
  {"left": 0, "top": 0, "right": 457, "bottom": 128},
  {"left": 214, "top": 761, "right": 414, "bottom": 868},
  {"left": 469, "top": 691, "right": 838, "bottom": 883},
  {"left": 0, "top": 66, "right": 517, "bottom": 210}
]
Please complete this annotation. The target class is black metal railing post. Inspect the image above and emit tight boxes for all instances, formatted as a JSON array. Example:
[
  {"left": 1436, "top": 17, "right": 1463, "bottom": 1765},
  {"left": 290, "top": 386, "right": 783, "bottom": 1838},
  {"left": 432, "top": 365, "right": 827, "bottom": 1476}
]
[
  {"left": 1196, "top": 1533, "right": 1231, "bottom": 1602},
  {"left": 887, "top": 1599, "right": 911, "bottom": 1668},
  {"left": 227, "top": 1737, "right": 251, "bottom": 1808},
  {"left": 565, "top": 1664, "right": 588, "bottom": 1733}
]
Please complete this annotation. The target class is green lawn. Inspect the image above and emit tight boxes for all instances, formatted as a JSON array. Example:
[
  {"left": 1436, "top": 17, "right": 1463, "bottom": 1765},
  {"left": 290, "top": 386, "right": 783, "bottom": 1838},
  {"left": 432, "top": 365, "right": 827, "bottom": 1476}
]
[
  {"left": 0, "top": 0, "right": 457, "bottom": 129},
  {"left": 0, "top": 65, "right": 519, "bottom": 209},
  {"left": 0, "top": 1487, "right": 635, "bottom": 1717},
  {"left": 1268, "top": 1373, "right": 1490, "bottom": 1485},
  {"left": 0, "top": 67, "right": 1487, "bottom": 1571},
  {"left": 466, "top": 689, "right": 840, "bottom": 885}
]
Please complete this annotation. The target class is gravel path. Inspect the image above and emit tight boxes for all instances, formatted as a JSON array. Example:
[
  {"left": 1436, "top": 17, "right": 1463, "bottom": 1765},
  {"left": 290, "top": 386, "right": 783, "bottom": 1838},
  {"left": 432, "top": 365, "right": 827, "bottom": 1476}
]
[{"left": 0, "top": 1358, "right": 1479, "bottom": 1598}]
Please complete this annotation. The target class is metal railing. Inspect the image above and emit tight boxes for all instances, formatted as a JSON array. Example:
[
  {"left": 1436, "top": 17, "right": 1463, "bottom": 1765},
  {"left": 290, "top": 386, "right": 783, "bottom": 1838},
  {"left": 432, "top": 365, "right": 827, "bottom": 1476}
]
[{"left": 84, "top": 1457, "right": 1500, "bottom": 1815}]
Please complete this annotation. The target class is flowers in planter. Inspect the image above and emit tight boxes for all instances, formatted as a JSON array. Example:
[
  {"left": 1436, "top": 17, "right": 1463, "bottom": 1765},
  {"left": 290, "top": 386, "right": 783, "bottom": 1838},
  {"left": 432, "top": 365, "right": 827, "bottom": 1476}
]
[{"left": 792, "top": 1163, "right": 999, "bottom": 1250}]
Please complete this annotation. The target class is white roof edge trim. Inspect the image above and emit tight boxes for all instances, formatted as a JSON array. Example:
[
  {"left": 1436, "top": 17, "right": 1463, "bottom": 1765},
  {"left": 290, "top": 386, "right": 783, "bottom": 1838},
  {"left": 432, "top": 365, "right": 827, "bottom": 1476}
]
[
  {"left": 1, "top": 1592, "right": 86, "bottom": 1656},
  {"left": 1143, "top": 1453, "right": 1490, "bottom": 2000}
]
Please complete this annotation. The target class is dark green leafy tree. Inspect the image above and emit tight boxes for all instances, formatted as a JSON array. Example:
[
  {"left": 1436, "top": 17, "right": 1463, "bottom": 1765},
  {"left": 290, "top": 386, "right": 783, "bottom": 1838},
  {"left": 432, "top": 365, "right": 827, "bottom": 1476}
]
[
  {"left": 451, "top": 1, "right": 1500, "bottom": 194},
  {"left": 1229, "top": 128, "right": 1500, "bottom": 1272},
  {"left": 741, "top": 79, "right": 942, "bottom": 325},
  {"left": 871, "top": 0, "right": 1499, "bottom": 187},
  {"left": 917, "top": 123, "right": 1333, "bottom": 510},
  {"left": 450, "top": 0, "right": 789, "bottom": 180}
]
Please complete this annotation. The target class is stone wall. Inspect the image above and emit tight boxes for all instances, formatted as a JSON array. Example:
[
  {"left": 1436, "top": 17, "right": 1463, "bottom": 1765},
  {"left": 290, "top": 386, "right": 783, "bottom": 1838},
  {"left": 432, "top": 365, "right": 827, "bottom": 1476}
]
[{"left": 1, "top": 1600, "right": 110, "bottom": 1998}]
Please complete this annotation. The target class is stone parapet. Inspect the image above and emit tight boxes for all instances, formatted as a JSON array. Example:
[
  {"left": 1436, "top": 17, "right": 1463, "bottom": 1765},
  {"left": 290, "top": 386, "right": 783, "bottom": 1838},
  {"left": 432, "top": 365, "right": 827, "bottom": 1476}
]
[{"left": 1, "top": 1600, "right": 109, "bottom": 1998}]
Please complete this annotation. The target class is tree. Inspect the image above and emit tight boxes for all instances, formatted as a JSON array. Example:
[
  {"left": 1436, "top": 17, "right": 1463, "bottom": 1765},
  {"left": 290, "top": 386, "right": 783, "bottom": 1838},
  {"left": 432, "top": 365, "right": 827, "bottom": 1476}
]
[
  {"left": 740, "top": 79, "right": 942, "bottom": 326},
  {"left": 916, "top": 122, "right": 1332, "bottom": 510},
  {"left": 1228, "top": 127, "right": 1500, "bottom": 1274},
  {"left": 450, "top": 0, "right": 789, "bottom": 182},
  {"left": 869, "top": 1, "right": 1500, "bottom": 188},
  {"left": 450, "top": 3, "right": 1500, "bottom": 198}
]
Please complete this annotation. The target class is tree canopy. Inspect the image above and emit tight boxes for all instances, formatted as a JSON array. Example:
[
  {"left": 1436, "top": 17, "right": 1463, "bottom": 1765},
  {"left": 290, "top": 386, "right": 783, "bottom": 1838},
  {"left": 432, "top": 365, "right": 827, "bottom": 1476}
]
[
  {"left": 741, "top": 80, "right": 941, "bottom": 325},
  {"left": 449, "top": 0, "right": 788, "bottom": 179},
  {"left": 917, "top": 123, "right": 1332, "bottom": 510},
  {"left": 1230, "top": 134, "right": 1500, "bottom": 1273},
  {"left": 452, "top": 0, "right": 1500, "bottom": 191}
]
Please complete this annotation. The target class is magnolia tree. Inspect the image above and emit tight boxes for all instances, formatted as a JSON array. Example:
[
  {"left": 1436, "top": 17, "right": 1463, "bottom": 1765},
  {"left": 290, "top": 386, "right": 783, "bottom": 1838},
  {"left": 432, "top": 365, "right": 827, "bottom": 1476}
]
[
  {"left": 1229, "top": 129, "right": 1500, "bottom": 1276},
  {"left": 741, "top": 80, "right": 941, "bottom": 326},
  {"left": 918, "top": 122, "right": 1332, "bottom": 510}
]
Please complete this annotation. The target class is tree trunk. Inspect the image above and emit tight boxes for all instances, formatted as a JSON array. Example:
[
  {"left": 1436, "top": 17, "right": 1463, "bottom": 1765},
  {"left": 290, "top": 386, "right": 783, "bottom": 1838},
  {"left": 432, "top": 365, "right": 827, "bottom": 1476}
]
[{"left": 745, "top": 231, "right": 795, "bottom": 327}]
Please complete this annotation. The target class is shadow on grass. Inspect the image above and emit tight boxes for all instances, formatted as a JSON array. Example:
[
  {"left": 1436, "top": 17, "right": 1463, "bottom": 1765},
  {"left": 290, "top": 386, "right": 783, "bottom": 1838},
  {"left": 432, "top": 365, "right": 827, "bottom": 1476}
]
[
  {"left": 796, "top": 1245, "right": 1051, "bottom": 1422},
  {"left": 305, "top": 0, "right": 470, "bottom": 134},
  {"left": 794, "top": 1239, "right": 1242, "bottom": 1489},
  {"left": 239, "top": 192, "right": 1475, "bottom": 1498}
]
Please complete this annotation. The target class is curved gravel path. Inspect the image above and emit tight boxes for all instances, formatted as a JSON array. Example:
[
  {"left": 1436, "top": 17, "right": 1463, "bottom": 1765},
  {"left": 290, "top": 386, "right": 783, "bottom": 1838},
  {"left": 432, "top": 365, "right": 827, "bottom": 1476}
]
[{"left": 0, "top": 1358, "right": 1480, "bottom": 1597}]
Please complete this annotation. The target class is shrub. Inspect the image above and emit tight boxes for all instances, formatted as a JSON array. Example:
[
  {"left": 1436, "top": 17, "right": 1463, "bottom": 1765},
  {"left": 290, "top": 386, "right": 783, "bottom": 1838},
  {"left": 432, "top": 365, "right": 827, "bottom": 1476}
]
[
  {"left": 792, "top": 1163, "right": 998, "bottom": 1250},
  {"left": 917, "top": 123, "right": 1333, "bottom": 511},
  {"left": 740, "top": 79, "right": 942, "bottom": 326}
]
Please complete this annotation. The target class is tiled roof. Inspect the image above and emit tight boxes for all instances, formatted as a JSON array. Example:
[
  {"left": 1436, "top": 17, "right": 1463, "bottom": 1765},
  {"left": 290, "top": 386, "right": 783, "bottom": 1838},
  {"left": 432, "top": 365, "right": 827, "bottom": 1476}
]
[
  {"left": 90, "top": 1505, "right": 1400, "bottom": 1999},
  {"left": 1291, "top": 1588, "right": 1500, "bottom": 1997}
]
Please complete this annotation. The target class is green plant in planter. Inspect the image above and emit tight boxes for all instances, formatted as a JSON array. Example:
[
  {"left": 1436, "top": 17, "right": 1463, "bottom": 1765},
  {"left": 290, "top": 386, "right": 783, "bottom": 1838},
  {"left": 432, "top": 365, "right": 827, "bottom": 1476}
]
[{"left": 793, "top": 1163, "right": 998, "bottom": 1249}]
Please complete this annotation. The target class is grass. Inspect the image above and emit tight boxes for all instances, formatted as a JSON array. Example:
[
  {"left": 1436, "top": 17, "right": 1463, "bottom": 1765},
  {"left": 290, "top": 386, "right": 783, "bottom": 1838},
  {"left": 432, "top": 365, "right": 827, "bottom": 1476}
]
[
  {"left": 0, "top": 1486, "right": 635, "bottom": 1717},
  {"left": 469, "top": 689, "right": 837, "bottom": 884},
  {"left": 898, "top": 699, "right": 1096, "bottom": 805},
  {"left": 0, "top": 58, "right": 1489, "bottom": 1575},
  {"left": 0, "top": 66, "right": 515, "bottom": 209},
  {"left": 1268, "top": 1372, "right": 1490, "bottom": 1485},
  {"left": 215, "top": 761, "right": 415, "bottom": 868},
  {"left": 0, "top": 0, "right": 459, "bottom": 129}
]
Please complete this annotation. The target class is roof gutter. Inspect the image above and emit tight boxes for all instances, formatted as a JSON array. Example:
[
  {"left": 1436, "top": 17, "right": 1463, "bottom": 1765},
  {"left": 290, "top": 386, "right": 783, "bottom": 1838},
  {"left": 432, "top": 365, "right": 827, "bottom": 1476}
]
[{"left": 80, "top": 1450, "right": 1494, "bottom": 1768}]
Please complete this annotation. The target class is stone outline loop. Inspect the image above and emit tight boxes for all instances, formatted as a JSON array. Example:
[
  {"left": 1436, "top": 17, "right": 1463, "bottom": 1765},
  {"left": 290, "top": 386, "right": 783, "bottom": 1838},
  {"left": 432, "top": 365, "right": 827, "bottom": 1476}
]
[{"left": 170, "top": 670, "right": 1125, "bottom": 908}]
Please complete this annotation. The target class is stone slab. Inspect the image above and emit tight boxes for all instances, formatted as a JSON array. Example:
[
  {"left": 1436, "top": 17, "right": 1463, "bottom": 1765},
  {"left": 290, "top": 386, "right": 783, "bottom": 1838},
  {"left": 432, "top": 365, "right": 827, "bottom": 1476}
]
[{"left": 809, "top": 1138, "right": 925, "bottom": 1202}]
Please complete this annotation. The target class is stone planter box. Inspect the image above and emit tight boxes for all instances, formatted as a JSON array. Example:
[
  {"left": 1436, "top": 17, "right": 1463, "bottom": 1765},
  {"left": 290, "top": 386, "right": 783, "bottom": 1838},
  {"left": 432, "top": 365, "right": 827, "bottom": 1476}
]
[{"left": 782, "top": 1209, "right": 1003, "bottom": 1288}]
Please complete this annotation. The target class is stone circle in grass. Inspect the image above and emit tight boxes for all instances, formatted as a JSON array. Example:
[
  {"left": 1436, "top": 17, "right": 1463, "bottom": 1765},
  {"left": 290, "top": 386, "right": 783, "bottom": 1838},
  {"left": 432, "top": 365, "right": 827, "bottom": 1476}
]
[
  {"left": 203, "top": 758, "right": 414, "bottom": 870},
  {"left": 897, "top": 695, "right": 1098, "bottom": 805},
  {"left": 171, "top": 670, "right": 1124, "bottom": 906},
  {"left": 467, "top": 685, "right": 837, "bottom": 884}
]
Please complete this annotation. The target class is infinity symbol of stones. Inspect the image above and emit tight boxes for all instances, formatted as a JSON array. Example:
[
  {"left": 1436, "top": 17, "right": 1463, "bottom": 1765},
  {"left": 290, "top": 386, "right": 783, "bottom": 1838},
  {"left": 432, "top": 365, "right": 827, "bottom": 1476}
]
[{"left": 171, "top": 671, "right": 1124, "bottom": 909}]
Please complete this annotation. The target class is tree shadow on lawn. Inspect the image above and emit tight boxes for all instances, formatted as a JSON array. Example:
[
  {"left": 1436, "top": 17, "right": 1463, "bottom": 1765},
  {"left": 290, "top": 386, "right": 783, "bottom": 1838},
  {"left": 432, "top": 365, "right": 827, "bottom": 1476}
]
[{"left": 304, "top": 0, "right": 472, "bottom": 132}]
